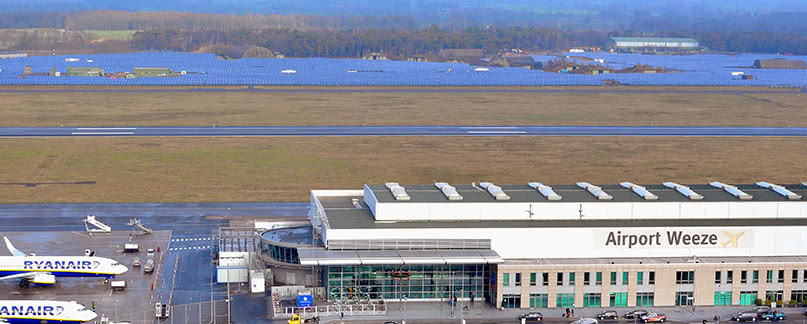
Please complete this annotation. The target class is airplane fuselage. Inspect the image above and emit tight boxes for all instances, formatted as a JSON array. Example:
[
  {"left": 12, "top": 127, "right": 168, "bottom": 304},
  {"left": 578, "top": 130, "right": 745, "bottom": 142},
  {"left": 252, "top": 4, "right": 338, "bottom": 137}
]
[
  {"left": 0, "top": 300, "right": 96, "bottom": 324},
  {"left": 0, "top": 256, "right": 120, "bottom": 279}
]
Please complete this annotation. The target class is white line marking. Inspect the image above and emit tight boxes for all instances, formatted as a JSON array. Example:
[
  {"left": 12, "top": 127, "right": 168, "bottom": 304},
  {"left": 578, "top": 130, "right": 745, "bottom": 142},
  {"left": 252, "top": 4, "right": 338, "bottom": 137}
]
[
  {"left": 76, "top": 128, "right": 137, "bottom": 130},
  {"left": 465, "top": 131, "right": 527, "bottom": 134},
  {"left": 71, "top": 132, "right": 135, "bottom": 135}
]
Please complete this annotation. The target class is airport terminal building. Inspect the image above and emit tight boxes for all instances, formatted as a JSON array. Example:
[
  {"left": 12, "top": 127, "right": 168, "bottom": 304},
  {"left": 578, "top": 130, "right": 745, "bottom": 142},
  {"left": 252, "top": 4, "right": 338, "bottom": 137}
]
[{"left": 260, "top": 181, "right": 807, "bottom": 309}]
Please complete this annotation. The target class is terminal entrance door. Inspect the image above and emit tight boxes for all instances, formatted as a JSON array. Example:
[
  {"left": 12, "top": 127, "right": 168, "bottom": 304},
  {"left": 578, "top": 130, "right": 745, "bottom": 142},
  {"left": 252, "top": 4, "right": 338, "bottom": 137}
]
[{"left": 609, "top": 293, "right": 628, "bottom": 307}]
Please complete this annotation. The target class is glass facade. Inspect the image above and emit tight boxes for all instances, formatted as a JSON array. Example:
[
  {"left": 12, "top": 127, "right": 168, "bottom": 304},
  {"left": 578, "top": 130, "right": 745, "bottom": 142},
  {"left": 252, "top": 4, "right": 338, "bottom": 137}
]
[
  {"left": 583, "top": 293, "right": 601, "bottom": 307},
  {"left": 675, "top": 291, "right": 693, "bottom": 306},
  {"left": 530, "top": 294, "right": 548, "bottom": 308},
  {"left": 503, "top": 294, "right": 521, "bottom": 309},
  {"left": 714, "top": 291, "right": 732, "bottom": 306},
  {"left": 636, "top": 292, "right": 654, "bottom": 306},
  {"left": 609, "top": 293, "right": 627, "bottom": 307},
  {"left": 325, "top": 264, "right": 487, "bottom": 301},
  {"left": 791, "top": 290, "right": 807, "bottom": 306},
  {"left": 259, "top": 242, "right": 300, "bottom": 264},
  {"left": 739, "top": 291, "right": 757, "bottom": 305},
  {"left": 557, "top": 293, "right": 575, "bottom": 308}
]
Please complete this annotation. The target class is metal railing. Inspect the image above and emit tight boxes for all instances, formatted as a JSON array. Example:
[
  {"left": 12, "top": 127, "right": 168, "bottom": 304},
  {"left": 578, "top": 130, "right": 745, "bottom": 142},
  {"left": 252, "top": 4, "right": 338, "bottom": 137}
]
[
  {"left": 104, "top": 300, "right": 229, "bottom": 324},
  {"left": 277, "top": 301, "right": 387, "bottom": 319},
  {"left": 328, "top": 239, "right": 491, "bottom": 251}
]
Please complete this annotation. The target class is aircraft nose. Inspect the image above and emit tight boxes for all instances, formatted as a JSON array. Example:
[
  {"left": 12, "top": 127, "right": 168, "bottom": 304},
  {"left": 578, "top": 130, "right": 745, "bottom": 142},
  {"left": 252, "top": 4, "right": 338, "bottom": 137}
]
[
  {"left": 83, "top": 310, "right": 98, "bottom": 322},
  {"left": 119, "top": 264, "right": 129, "bottom": 274}
]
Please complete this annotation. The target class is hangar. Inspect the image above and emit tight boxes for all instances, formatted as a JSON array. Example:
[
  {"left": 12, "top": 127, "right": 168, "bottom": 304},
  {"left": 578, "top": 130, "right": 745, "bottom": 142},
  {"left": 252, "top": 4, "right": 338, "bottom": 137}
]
[{"left": 261, "top": 181, "right": 807, "bottom": 309}]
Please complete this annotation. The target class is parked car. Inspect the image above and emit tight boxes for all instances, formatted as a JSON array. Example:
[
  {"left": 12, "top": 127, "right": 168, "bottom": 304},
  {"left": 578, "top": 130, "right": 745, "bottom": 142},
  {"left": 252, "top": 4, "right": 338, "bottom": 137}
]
[
  {"left": 625, "top": 310, "right": 649, "bottom": 319},
  {"left": 732, "top": 312, "right": 758, "bottom": 322},
  {"left": 759, "top": 311, "right": 785, "bottom": 321},
  {"left": 640, "top": 313, "right": 666, "bottom": 323},
  {"left": 519, "top": 312, "right": 543, "bottom": 321},
  {"left": 571, "top": 318, "right": 598, "bottom": 324},
  {"left": 753, "top": 306, "right": 771, "bottom": 318},
  {"left": 596, "top": 310, "right": 619, "bottom": 321}
]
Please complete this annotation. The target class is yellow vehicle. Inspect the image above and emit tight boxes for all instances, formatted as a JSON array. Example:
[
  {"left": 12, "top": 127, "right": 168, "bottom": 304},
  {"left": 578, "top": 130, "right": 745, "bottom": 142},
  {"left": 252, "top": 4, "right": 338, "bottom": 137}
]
[{"left": 288, "top": 314, "right": 301, "bottom": 324}]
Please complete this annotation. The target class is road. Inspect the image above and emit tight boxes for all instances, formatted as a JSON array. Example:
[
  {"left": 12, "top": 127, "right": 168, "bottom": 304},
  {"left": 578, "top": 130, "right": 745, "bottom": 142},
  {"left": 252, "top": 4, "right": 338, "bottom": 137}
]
[
  {"left": 0, "top": 87, "right": 804, "bottom": 94},
  {"left": 1, "top": 126, "right": 807, "bottom": 137}
]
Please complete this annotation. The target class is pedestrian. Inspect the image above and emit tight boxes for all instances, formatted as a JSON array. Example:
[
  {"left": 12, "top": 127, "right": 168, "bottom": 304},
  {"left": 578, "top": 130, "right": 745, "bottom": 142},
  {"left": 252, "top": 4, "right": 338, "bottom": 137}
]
[
  {"left": 714, "top": 315, "right": 719, "bottom": 324},
  {"left": 702, "top": 320, "right": 707, "bottom": 324}
]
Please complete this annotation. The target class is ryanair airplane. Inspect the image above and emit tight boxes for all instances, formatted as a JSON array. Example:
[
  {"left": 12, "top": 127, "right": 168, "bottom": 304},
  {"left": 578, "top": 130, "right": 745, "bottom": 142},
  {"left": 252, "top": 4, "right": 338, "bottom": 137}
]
[
  {"left": 1, "top": 237, "right": 128, "bottom": 287},
  {"left": 0, "top": 300, "right": 97, "bottom": 324}
]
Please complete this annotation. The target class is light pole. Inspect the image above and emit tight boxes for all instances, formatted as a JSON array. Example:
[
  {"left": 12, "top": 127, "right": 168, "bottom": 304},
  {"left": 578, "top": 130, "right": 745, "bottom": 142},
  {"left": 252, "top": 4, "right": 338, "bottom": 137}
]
[
  {"left": 402, "top": 294, "right": 408, "bottom": 324},
  {"left": 114, "top": 299, "right": 119, "bottom": 323}
]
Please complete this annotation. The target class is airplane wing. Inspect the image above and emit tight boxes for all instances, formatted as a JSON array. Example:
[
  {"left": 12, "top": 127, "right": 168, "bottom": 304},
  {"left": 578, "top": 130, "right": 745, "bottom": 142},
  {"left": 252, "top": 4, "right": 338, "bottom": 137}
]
[{"left": 3, "top": 237, "right": 26, "bottom": 257}]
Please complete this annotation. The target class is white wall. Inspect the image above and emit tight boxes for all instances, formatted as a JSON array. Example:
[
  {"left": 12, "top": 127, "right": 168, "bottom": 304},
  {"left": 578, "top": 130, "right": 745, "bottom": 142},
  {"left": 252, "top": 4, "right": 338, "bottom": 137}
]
[
  {"left": 368, "top": 200, "right": 807, "bottom": 222},
  {"left": 324, "top": 226, "right": 807, "bottom": 260}
]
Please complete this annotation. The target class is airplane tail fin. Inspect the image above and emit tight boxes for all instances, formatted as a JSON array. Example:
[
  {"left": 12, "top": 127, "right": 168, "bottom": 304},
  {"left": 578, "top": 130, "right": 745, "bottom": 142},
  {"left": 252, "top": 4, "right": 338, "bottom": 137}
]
[{"left": 3, "top": 236, "right": 26, "bottom": 257}]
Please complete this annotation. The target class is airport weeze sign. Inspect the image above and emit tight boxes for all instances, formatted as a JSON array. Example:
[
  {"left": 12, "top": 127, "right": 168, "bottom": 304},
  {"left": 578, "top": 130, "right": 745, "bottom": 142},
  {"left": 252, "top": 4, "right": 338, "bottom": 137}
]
[{"left": 594, "top": 228, "right": 752, "bottom": 249}]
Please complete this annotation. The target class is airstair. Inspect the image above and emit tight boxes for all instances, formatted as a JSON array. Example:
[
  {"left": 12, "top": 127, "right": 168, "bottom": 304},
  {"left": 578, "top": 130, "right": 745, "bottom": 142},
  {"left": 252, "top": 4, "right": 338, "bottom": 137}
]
[
  {"left": 126, "top": 218, "right": 152, "bottom": 236},
  {"left": 84, "top": 215, "right": 111, "bottom": 235}
]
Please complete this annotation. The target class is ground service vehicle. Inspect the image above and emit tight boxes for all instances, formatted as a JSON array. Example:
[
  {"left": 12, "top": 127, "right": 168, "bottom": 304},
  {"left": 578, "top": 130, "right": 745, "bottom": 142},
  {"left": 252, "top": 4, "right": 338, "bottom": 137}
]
[{"left": 597, "top": 311, "right": 619, "bottom": 321}]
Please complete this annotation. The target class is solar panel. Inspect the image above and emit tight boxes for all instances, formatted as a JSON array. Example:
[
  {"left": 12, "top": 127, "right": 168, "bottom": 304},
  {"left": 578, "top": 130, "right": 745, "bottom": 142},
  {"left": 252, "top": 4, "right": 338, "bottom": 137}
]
[
  {"left": 434, "top": 182, "right": 463, "bottom": 201},
  {"left": 576, "top": 182, "right": 613, "bottom": 200},
  {"left": 527, "top": 182, "right": 562, "bottom": 200},
  {"left": 620, "top": 182, "right": 659, "bottom": 200},
  {"left": 479, "top": 182, "right": 510, "bottom": 200},
  {"left": 755, "top": 182, "right": 802, "bottom": 200},
  {"left": 710, "top": 182, "right": 753, "bottom": 200},
  {"left": 663, "top": 182, "right": 704, "bottom": 200}
]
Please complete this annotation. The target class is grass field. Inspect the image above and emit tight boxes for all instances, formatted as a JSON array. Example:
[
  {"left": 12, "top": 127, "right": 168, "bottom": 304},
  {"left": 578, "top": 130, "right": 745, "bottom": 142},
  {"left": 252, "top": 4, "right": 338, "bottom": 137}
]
[
  {"left": 0, "top": 86, "right": 805, "bottom": 127},
  {"left": 0, "top": 137, "right": 803, "bottom": 203}
]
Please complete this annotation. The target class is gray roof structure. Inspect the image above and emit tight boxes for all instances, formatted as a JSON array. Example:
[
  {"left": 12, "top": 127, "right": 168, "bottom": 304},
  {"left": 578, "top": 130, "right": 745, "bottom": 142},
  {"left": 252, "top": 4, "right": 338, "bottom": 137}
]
[{"left": 367, "top": 183, "right": 807, "bottom": 204}]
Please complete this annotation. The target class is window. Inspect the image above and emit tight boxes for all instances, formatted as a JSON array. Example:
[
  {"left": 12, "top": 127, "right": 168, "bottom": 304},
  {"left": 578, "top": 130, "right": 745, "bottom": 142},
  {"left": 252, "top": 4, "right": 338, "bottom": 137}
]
[
  {"left": 583, "top": 293, "right": 601, "bottom": 307},
  {"left": 753, "top": 270, "right": 759, "bottom": 283},
  {"left": 649, "top": 271, "right": 655, "bottom": 284},
  {"left": 676, "top": 271, "right": 695, "bottom": 284},
  {"left": 557, "top": 272, "right": 564, "bottom": 286},
  {"left": 791, "top": 290, "right": 807, "bottom": 306},
  {"left": 596, "top": 272, "right": 602, "bottom": 285},
  {"left": 542, "top": 272, "right": 549, "bottom": 286},
  {"left": 739, "top": 291, "right": 757, "bottom": 306},
  {"left": 529, "top": 294, "right": 548, "bottom": 308},
  {"left": 777, "top": 270, "right": 784, "bottom": 283},
  {"left": 503, "top": 294, "right": 521, "bottom": 309},
  {"left": 584, "top": 272, "right": 590, "bottom": 285},
  {"left": 557, "top": 293, "right": 575, "bottom": 308},
  {"left": 714, "top": 291, "right": 732, "bottom": 306},
  {"left": 766, "top": 270, "right": 773, "bottom": 283},
  {"left": 503, "top": 273, "right": 510, "bottom": 287},
  {"left": 727, "top": 271, "right": 733, "bottom": 284},
  {"left": 530, "top": 272, "right": 537, "bottom": 286},
  {"left": 610, "top": 272, "right": 617, "bottom": 285},
  {"left": 804, "top": 270, "right": 807, "bottom": 283},
  {"left": 515, "top": 273, "right": 522, "bottom": 286},
  {"left": 715, "top": 271, "right": 721, "bottom": 284},
  {"left": 766, "top": 290, "right": 783, "bottom": 303},
  {"left": 741, "top": 270, "right": 747, "bottom": 284},
  {"left": 793, "top": 270, "right": 799, "bottom": 283},
  {"left": 609, "top": 293, "right": 628, "bottom": 307},
  {"left": 636, "top": 292, "right": 654, "bottom": 306},
  {"left": 637, "top": 272, "right": 643, "bottom": 285},
  {"left": 622, "top": 272, "right": 629, "bottom": 286},
  {"left": 570, "top": 272, "right": 576, "bottom": 286},
  {"left": 675, "top": 291, "right": 693, "bottom": 306}
]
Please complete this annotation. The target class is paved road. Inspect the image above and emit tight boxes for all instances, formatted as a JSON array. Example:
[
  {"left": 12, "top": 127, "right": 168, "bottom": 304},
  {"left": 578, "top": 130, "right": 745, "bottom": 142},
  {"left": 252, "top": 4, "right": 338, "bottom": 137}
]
[{"left": 2, "top": 126, "right": 807, "bottom": 137}]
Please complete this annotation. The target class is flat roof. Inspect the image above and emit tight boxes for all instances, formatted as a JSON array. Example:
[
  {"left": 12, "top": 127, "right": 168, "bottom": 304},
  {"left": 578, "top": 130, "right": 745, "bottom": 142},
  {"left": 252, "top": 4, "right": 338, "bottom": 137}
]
[
  {"left": 506, "top": 255, "right": 807, "bottom": 266},
  {"left": 610, "top": 37, "right": 698, "bottom": 43},
  {"left": 367, "top": 183, "right": 807, "bottom": 204},
  {"left": 317, "top": 195, "right": 807, "bottom": 230}
]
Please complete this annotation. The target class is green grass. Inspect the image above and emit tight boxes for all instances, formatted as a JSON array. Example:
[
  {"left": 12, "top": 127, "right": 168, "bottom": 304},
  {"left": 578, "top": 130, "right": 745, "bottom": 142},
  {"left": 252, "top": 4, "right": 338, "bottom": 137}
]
[{"left": 84, "top": 30, "right": 139, "bottom": 40}]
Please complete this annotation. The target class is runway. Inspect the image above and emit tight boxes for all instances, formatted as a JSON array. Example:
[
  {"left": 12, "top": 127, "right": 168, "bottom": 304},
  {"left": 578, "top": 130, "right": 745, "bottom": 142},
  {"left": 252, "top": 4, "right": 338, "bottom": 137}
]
[{"left": 0, "top": 125, "right": 806, "bottom": 137}]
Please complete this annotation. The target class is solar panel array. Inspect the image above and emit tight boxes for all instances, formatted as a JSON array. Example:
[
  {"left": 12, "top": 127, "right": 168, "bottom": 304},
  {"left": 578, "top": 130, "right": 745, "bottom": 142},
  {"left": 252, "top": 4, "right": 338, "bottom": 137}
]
[{"left": 0, "top": 52, "right": 805, "bottom": 86}]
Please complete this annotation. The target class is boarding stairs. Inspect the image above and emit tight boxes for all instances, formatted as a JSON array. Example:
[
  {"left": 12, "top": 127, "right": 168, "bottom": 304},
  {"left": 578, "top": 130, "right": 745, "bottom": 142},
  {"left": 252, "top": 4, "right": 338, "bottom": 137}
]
[
  {"left": 126, "top": 218, "right": 152, "bottom": 236},
  {"left": 84, "top": 215, "right": 112, "bottom": 235}
]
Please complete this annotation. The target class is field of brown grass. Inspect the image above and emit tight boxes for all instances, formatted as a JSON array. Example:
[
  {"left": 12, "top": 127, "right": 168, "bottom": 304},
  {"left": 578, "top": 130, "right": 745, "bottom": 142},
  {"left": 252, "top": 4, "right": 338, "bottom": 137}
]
[
  {"left": 0, "top": 137, "right": 803, "bottom": 203},
  {"left": 0, "top": 86, "right": 804, "bottom": 127}
]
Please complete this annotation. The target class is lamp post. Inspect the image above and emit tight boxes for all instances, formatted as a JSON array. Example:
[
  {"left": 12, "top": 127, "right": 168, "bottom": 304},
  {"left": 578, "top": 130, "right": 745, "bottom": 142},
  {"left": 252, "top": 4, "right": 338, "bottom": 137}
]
[
  {"left": 114, "top": 299, "right": 119, "bottom": 323},
  {"left": 402, "top": 294, "right": 408, "bottom": 324}
]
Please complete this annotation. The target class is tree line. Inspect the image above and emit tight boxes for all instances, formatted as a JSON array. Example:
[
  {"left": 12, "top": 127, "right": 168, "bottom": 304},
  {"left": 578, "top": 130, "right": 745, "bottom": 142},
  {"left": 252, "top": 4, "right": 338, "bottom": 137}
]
[{"left": 128, "top": 27, "right": 807, "bottom": 57}]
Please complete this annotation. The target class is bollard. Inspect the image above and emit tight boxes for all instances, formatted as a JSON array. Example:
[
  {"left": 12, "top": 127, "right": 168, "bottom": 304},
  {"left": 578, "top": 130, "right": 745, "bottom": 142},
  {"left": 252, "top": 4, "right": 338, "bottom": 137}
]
[{"left": 151, "top": 283, "right": 154, "bottom": 290}]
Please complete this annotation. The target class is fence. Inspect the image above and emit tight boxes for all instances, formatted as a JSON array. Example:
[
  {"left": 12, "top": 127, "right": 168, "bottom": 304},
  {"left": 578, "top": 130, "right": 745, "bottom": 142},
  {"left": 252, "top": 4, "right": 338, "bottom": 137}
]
[
  {"left": 277, "top": 301, "right": 387, "bottom": 319},
  {"left": 107, "top": 299, "right": 229, "bottom": 324}
]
